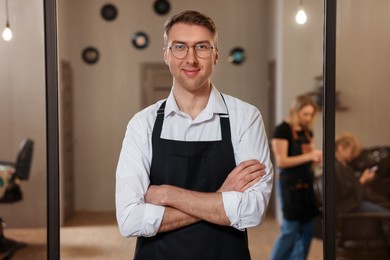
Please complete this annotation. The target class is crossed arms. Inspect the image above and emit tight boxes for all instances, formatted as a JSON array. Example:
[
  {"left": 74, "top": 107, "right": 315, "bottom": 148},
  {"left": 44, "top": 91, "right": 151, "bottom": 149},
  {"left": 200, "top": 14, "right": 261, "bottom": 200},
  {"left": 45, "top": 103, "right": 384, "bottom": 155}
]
[
  {"left": 145, "top": 159, "right": 266, "bottom": 233},
  {"left": 116, "top": 100, "right": 273, "bottom": 237}
]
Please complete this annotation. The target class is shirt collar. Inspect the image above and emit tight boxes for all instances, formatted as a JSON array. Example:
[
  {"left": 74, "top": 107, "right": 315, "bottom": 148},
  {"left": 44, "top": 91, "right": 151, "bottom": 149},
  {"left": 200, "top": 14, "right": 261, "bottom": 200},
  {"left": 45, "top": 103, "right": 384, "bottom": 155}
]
[{"left": 164, "top": 84, "right": 228, "bottom": 119}]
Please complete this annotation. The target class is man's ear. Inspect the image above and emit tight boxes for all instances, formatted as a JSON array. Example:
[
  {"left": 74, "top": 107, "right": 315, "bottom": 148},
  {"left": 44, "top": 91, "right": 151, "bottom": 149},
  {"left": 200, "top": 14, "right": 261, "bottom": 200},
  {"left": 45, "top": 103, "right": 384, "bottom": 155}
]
[
  {"left": 163, "top": 47, "right": 168, "bottom": 65},
  {"left": 214, "top": 52, "right": 219, "bottom": 65}
]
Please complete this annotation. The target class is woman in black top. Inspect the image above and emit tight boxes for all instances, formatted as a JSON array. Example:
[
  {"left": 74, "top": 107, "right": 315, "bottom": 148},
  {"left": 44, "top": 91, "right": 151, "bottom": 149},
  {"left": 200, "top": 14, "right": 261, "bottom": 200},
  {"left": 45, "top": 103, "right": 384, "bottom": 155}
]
[{"left": 270, "top": 95, "right": 322, "bottom": 260}]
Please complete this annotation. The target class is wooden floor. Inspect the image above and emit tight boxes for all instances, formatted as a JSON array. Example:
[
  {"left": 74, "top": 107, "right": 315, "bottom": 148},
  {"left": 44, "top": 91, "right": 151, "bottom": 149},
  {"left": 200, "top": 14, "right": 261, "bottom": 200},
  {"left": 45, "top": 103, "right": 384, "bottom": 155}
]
[{"left": 1, "top": 211, "right": 323, "bottom": 259}]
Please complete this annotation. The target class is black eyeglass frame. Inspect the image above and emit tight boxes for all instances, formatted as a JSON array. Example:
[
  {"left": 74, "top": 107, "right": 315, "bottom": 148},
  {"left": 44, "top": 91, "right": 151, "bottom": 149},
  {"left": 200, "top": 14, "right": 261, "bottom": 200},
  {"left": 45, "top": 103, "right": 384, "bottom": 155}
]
[{"left": 168, "top": 43, "right": 217, "bottom": 59}]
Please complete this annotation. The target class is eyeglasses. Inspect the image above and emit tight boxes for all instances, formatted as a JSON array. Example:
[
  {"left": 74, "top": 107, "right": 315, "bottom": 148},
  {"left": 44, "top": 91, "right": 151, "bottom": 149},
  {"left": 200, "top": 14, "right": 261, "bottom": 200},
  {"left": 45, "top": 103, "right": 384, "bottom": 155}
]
[{"left": 168, "top": 43, "right": 215, "bottom": 59}]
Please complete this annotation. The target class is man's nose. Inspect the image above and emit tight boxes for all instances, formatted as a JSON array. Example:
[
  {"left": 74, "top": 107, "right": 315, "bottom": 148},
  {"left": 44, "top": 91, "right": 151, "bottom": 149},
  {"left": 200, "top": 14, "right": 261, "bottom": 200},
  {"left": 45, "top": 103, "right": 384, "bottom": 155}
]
[{"left": 186, "top": 46, "right": 198, "bottom": 63}]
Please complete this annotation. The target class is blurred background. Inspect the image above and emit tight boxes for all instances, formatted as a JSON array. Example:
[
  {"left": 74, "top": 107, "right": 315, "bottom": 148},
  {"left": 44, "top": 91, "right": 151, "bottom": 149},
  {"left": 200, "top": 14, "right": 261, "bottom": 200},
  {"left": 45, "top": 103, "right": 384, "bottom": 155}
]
[{"left": 0, "top": 0, "right": 389, "bottom": 259}]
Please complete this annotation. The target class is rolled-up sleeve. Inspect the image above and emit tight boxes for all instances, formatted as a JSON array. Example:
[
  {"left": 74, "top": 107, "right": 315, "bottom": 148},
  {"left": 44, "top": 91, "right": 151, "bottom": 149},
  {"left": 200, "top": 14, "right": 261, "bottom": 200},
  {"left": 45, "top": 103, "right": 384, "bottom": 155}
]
[
  {"left": 222, "top": 174, "right": 273, "bottom": 230},
  {"left": 222, "top": 101, "right": 274, "bottom": 230},
  {"left": 116, "top": 113, "right": 165, "bottom": 237}
]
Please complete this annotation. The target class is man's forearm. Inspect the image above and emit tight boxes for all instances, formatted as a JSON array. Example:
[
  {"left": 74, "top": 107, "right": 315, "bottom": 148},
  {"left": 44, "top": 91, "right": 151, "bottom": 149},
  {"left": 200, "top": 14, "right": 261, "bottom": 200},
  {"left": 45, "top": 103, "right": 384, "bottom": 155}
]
[
  {"left": 151, "top": 185, "right": 231, "bottom": 226},
  {"left": 158, "top": 207, "right": 200, "bottom": 232},
  {"left": 145, "top": 160, "right": 266, "bottom": 232}
]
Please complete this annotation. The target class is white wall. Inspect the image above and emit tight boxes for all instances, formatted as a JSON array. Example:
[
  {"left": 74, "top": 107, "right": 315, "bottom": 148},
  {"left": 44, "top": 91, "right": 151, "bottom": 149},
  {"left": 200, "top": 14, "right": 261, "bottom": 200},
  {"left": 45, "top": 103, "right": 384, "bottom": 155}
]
[
  {"left": 275, "top": 0, "right": 325, "bottom": 149},
  {"left": 0, "top": 0, "right": 46, "bottom": 227},
  {"left": 58, "top": 0, "right": 270, "bottom": 212},
  {"left": 335, "top": 0, "right": 390, "bottom": 146}
]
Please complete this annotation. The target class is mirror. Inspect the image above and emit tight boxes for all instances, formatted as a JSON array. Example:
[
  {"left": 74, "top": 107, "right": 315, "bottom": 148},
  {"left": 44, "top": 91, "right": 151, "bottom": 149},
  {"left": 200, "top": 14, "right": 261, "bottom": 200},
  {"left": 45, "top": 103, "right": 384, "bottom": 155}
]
[
  {"left": 334, "top": 0, "right": 390, "bottom": 259},
  {"left": 0, "top": 0, "right": 47, "bottom": 258},
  {"left": 54, "top": 0, "right": 325, "bottom": 258}
]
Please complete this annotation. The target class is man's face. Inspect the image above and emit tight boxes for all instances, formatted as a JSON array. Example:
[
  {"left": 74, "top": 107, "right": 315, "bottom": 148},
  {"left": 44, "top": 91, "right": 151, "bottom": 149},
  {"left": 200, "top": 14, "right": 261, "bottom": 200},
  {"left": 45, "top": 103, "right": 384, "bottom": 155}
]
[{"left": 164, "top": 23, "right": 218, "bottom": 94}]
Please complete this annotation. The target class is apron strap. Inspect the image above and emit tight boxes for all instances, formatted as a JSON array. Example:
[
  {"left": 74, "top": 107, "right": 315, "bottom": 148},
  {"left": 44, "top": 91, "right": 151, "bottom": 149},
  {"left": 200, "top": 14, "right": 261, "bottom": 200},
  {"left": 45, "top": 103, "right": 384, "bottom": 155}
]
[
  {"left": 152, "top": 100, "right": 166, "bottom": 144},
  {"left": 152, "top": 94, "right": 232, "bottom": 143},
  {"left": 218, "top": 94, "right": 232, "bottom": 145}
]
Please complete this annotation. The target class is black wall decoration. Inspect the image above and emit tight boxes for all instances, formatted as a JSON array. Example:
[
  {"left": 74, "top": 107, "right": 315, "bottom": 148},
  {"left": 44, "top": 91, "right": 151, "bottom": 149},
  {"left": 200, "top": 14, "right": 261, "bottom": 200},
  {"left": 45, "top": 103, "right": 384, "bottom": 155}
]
[
  {"left": 228, "top": 47, "right": 246, "bottom": 65},
  {"left": 101, "top": 4, "right": 118, "bottom": 21},
  {"left": 92, "top": 2, "right": 247, "bottom": 68},
  {"left": 131, "top": 32, "right": 149, "bottom": 49},
  {"left": 153, "top": 0, "right": 170, "bottom": 15},
  {"left": 82, "top": 47, "right": 100, "bottom": 64}
]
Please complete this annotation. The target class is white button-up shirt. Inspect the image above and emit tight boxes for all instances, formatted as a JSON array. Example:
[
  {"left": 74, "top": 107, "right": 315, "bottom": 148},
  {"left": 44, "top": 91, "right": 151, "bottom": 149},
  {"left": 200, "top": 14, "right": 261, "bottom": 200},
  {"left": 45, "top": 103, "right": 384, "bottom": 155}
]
[{"left": 116, "top": 86, "right": 273, "bottom": 237}]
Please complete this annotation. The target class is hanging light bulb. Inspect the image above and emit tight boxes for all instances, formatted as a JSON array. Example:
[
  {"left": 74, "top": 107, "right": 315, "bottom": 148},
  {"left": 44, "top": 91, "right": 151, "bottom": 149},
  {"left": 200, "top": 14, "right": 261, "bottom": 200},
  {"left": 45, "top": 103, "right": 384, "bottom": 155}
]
[
  {"left": 2, "top": 0, "right": 13, "bottom": 41},
  {"left": 295, "top": 0, "right": 307, "bottom": 25},
  {"left": 2, "top": 22, "right": 12, "bottom": 41}
]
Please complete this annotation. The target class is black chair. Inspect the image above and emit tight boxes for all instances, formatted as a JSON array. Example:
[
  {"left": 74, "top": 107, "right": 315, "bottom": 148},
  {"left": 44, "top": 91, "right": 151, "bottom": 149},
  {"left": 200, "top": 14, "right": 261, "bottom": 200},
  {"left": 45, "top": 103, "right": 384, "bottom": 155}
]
[
  {"left": 0, "top": 138, "right": 34, "bottom": 259},
  {"left": 333, "top": 146, "right": 390, "bottom": 259},
  {"left": 312, "top": 173, "right": 324, "bottom": 239},
  {"left": 336, "top": 212, "right": 390, "bottom": 260},
  {"left": 0, "top": 139, "right": 33, "bottom": 203},
  {"left": 350, "top": 146, "right": 390, "bottom": 208}
]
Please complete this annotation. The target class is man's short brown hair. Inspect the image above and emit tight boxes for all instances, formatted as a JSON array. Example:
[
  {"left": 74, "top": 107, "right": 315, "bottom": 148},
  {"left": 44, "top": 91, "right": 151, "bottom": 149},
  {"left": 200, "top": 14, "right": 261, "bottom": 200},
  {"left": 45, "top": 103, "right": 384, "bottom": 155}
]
[{"left": 163, "top": 10, "right": 218, "bottom": 47}]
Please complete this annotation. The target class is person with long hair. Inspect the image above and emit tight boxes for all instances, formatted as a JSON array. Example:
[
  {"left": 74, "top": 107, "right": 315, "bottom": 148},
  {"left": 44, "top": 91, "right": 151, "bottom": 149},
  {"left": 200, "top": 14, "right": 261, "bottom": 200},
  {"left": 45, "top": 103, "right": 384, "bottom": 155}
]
[
  {"left": 335, "top": 132, "right": 388, "bottom": 214},
  {"left": 270, "top": 94, "right": 322, "bottom": 260}
]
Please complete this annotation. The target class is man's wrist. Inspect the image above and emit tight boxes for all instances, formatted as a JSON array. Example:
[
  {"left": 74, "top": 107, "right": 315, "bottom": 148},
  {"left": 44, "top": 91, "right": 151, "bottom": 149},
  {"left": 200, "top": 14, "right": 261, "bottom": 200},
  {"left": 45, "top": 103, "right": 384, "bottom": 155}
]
[{"left": 160, "top": 185, "right": 177, "bottom": 206}]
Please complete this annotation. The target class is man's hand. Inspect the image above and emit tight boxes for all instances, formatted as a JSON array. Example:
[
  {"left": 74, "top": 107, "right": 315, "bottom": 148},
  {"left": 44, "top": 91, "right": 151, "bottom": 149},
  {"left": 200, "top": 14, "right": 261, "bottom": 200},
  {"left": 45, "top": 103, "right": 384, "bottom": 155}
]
[
  {"left": 145, "top": 159, "right": 266, "bottom": 204},
  {"left": 145, "top": 185, "right": 168, "bottom": 206},
  {"left": 143, "top": 159, "right": 267, "bottom": 230},
  {"left": 218, "top": 159, "right": 266, "bottom": 192}
]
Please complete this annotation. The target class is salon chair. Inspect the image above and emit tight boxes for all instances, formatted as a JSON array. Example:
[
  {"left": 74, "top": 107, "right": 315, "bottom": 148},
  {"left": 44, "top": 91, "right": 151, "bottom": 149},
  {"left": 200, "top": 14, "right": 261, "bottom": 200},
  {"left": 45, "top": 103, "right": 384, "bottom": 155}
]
[
  {"left": 0, "top": 139, "right": 34, "bottom": 259},
  {"left": 336, "top": 212, "right": 390, "bottom": 260},
  {"left": 350, "top": 146, "right": 390, "bottom": 207},
  {"left": 312, "top": 173, "right": 323, "bottom": 239},
  {"left": 335, "top": 146, "right": 390, "bottom": 259},
  {"left": 0, "top": 138, "right": 34, "bottom": 203}
]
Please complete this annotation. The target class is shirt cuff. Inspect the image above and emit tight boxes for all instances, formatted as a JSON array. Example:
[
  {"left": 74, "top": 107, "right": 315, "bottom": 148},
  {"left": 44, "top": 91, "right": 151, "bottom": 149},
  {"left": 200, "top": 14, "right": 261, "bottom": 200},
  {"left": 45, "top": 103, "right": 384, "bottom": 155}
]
[
  {"left": 141, "top": 203, "right": 165, "bottom": 237},
  {"left": 222, "top": 191, "right": 242, "bottom": 229}
]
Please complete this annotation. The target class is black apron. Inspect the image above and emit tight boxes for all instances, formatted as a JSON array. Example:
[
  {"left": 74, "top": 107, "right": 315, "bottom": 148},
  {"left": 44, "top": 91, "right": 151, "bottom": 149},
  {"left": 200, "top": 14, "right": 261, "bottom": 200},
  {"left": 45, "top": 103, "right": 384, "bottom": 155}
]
[
  {"left": 134, "top": 99, "right": 251, "bottom": 260},
  {"left": 280, "top": 128, "right": 319, "bottom": 222}
]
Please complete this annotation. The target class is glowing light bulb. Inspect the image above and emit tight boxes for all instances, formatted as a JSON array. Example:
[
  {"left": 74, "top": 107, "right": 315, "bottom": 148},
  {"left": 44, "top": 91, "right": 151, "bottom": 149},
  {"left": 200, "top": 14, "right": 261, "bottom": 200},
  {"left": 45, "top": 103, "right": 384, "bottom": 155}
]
[
  {"left": 2, "top": 25, "right": 12, "bottom": 41},
  {"left": 295, "top": 8, "right": 307, "bottom": 25}
]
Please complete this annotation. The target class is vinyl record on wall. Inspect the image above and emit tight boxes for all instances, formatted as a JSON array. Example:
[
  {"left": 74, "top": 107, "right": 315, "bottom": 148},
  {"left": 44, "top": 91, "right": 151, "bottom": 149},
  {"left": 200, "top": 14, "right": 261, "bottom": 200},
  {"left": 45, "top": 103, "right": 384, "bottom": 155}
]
[
  {"left": 82, "top": 47, "right": 100, "bottom": 64},
  {"left": 101, "top": 4, "right": 118, "bottom": 21},
  {"left": 228, "top": 47, "right": 246, "bottom": 65},
  {"left": 131, "top": 32, "right": 149, "bottom": 49},
  {"left": 153, "top": 0, "right": 170, "bottom": 15}
]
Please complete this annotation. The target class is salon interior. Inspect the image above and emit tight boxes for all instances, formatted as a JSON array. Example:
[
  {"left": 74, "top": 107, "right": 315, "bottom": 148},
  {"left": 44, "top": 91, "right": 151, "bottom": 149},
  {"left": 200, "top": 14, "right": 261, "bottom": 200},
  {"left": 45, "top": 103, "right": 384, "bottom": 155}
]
[{"left": 1, "top": 0, "right": 390, "bottom": 259}]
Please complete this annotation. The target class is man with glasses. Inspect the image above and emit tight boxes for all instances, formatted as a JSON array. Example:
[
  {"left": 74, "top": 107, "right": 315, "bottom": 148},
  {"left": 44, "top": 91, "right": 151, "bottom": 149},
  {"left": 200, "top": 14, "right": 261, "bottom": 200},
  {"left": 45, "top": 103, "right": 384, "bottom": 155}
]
[{"left": 116, "top": 10, "right": 273, "bottom": 259}]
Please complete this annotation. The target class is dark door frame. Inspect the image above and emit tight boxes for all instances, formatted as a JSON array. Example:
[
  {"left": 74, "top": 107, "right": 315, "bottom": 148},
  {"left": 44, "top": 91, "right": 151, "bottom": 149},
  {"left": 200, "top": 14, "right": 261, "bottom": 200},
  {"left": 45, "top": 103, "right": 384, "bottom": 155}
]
[
  {"left": 44, "top": 0, "right": 337, "bottom": 259},
  {"left": 44, "top": 0, "right": 59, "bottom": 259},
  {"left": 322, "top": 0, "right": 337, "bottom": 259}
]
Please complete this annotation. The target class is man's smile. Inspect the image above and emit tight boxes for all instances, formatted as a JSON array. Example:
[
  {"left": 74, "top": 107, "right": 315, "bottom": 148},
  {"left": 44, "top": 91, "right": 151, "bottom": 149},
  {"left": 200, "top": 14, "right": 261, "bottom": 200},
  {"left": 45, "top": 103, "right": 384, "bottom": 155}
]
[{"left": 182, "top": 67, "right": 200, "bottom": 76}]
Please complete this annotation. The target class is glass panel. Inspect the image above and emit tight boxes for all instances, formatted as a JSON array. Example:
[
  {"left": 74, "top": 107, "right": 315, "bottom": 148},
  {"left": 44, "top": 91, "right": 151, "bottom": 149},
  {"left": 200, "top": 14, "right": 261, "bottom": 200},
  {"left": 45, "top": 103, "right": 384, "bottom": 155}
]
[
  {"left": 0, "top": 0, "right": 47, "bottom": 258},
  {"left": 335, "top": 0, "right": 390, "bottom": 259},
  {"left": 56, "top": 0, "right": 324, "bottom": 258},
  {"left": 270, "top": 1, "right": 325, "bottom": 259}
]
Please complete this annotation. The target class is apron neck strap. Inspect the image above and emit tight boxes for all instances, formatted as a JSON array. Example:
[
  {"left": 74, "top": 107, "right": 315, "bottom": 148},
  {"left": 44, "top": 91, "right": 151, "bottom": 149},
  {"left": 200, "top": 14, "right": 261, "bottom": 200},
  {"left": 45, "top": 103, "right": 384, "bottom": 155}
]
[{"left": 152, "top": 95, "right": 232, "bottom": 142}]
